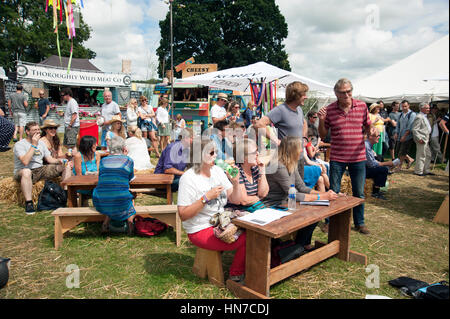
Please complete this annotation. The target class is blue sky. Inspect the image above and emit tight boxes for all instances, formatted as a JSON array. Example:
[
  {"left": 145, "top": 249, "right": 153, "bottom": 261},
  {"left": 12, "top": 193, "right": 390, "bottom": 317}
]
[{"left": 81, "top": 0, "right": 449, "bottom": 86}]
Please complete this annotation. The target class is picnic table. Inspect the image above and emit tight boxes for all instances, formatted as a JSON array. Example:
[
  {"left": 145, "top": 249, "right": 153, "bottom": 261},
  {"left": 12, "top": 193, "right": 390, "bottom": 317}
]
[
  {"left": 61, "top": 174, "right": 174, "bottom": 207},
  {"left": 227, "top": 195, "right": 367, "bottom": 299}
]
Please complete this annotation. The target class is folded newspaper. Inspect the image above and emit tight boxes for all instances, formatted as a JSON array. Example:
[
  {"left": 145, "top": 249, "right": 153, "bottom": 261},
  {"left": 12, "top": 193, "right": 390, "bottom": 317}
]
[{"left": 236, "top": 208, "right": 291, "bottom": 226}]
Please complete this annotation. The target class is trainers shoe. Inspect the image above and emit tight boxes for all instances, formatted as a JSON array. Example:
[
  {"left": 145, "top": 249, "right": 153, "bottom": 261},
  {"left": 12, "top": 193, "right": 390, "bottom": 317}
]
[
  {"left": 372, "top": 192, "right": 387, "bottom": 200},
  {"left": 25, "top": 202, "right": 35, "bottom": 215},
  {"left": 355, "top": 225, "right": 370, "bottom": 235}
]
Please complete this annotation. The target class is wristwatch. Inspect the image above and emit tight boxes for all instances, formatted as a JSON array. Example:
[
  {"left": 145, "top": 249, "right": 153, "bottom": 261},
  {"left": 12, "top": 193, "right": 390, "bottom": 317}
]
[{"left": 201, "top": 194, "right": 209, "bottom": 204}]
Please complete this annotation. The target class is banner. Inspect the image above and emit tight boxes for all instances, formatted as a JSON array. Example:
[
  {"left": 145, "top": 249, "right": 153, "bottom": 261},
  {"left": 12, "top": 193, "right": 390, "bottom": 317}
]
[{"left": 16, "top": 63, "right": 131, "bottom": 87}]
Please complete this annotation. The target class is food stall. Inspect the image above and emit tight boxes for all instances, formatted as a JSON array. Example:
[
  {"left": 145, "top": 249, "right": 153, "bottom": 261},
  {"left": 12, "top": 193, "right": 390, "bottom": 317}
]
[{"left": 15, "top": 56, "right": 132, "bottom": 136}]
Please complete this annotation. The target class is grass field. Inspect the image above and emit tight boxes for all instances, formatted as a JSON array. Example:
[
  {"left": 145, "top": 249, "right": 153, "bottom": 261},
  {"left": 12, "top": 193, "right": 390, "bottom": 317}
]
[{"left": 0, "top": 142, "right": 448, "bottom": 299}]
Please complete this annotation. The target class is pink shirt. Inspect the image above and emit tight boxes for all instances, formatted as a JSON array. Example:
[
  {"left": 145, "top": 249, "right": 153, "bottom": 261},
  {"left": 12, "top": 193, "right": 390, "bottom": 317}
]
[{"left": 324, "top": 99, "right": 371, "bottom": 163}]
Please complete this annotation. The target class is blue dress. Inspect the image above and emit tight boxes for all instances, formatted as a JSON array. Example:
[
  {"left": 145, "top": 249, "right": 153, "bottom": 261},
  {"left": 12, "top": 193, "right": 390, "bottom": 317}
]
[{"left": 92, "top": 155, "right": 136, "bottom": 221}]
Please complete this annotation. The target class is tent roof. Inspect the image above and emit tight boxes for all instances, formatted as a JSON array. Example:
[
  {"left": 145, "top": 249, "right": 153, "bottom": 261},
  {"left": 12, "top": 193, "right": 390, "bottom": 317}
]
[
  {"left": 353, "top": 34, "right": 449, "bottom": 103},
  {"left": 39, "top": 55, "right": 102, "bottom": 72},
  {"left": 177, "top": 61, "right": 334, "bottom": 95}
]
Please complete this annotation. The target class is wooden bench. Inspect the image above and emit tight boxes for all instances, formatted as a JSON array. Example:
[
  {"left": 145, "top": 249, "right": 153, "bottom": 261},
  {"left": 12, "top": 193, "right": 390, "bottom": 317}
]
[
  {"left": 192, "top": 248, "right": 224, "bottom": 287},
  {"left": 51, "top": 205, "right": 181, "bottom": 250}
]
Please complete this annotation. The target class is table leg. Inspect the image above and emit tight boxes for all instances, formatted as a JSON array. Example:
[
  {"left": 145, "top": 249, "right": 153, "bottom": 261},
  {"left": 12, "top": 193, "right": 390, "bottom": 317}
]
[
  {"left": 167, "top": 185, "right": 172, "bottom": 204},
  {"left": 328, "top": 208, "right": 351, "bottom": 261},
  {"left": 244, "top": 230, "right": 272, "bottom": 297},
  {"left": 67, "top": 186, "right": 78, "bottom": 208}
]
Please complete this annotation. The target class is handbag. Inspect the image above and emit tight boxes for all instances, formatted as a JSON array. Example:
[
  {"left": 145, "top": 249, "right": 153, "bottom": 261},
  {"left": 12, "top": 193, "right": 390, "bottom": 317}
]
[
  {"left": 134, "top": 216, "right": 167, "bottom": 237},
  {"left": 37, "top": 180, "right": 67, "bottom": 211}
]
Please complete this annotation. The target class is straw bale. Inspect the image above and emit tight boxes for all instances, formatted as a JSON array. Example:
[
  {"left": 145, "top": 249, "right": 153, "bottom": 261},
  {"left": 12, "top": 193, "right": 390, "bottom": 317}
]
[
  {"left": 340, "top": 174, "right": 374, "bottom": 198},
  {"left": 0, "top": 177, "right": 61, "bottom": 207},
  {"left": 134, "top": 168, "right": 155, "bottom": 175}
]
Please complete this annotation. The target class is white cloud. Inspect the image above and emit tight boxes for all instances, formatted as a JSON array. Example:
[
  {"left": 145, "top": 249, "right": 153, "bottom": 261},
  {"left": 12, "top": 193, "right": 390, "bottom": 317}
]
[
  {"left": 276, "top": 0, "right": 448, "bottom": 85},
  {"left": 79, "top": 0, "right": 448, "bottom": 85}
]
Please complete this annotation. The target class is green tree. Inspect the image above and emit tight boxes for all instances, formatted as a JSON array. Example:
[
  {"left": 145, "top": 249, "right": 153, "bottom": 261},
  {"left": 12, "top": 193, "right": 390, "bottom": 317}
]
[
  {"left": 0, "top": 0, "right": 95, "bottom": 73},
  {"left": 157, "top": 0, "right": 290, "bottom": 78}
]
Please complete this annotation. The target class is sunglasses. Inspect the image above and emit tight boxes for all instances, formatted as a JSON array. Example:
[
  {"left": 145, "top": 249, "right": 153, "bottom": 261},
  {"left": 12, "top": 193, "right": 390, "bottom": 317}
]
[
  {"left": 337, "top": 89, "right": 352, "bottom": 95},
  {"left": 46, "top": 127, "right": 57, "bottom": 130}
]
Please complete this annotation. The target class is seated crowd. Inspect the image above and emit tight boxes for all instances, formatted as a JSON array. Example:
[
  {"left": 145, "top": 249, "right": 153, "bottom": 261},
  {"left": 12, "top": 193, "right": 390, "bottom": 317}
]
[{"left": 8, "top": 79, "right": 447, "bottom": 285}]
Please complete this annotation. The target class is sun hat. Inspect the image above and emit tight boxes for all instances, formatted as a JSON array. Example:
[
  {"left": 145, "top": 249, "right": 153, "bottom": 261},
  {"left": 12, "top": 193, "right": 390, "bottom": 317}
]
[
  {"left": 40, "top": 119, "right": 60, "bottom": 129},
  {"left": 369, "top": 103, "right": 380, "bottom": 113},
  {"left": 110, "top": 115, "right": 125, "bottom": 124},
  {"left": 217, "top": 92, "right": 229, "bottom": 101}
]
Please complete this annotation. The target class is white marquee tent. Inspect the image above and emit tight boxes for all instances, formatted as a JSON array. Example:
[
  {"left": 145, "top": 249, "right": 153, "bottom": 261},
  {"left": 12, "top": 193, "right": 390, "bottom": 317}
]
[
  {"left": 353, "top": 34, "right": 449, "bottom": 104},
  {"left": 177, "top": 61, "right": 334, "bottom": 96}
]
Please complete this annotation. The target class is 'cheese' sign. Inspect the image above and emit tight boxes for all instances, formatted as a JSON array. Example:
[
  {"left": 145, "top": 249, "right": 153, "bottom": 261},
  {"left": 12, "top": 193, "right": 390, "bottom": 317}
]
[{"left": 182, "top": 64, "right": 217, "bottom": 78}]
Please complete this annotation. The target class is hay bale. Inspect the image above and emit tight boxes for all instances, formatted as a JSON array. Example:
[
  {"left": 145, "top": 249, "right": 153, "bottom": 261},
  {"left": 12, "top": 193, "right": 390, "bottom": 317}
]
[
  {"left": 0, "top": 177, "right": 45, "bottom": 207},
  {"left": 340, "top": 174, "right": 374, "bottom": 198},
  {"left": 134, "top": 168, "right": 155, "bottom": 175}
]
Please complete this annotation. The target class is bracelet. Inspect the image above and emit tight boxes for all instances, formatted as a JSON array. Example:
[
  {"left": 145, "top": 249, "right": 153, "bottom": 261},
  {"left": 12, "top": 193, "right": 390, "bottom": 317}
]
[
  {"left": 317, "top": 194, "right": 320, "bottom": 200},
  {"left": 31, "top": 145, "right": 38, "bottom": 150}
]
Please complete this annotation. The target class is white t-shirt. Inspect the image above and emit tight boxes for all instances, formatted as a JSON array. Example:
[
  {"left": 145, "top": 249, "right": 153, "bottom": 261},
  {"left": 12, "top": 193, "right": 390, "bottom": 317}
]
[
  {"left": 156, "top": 107, "right": 169, "bottom": 124},
  {"left": 101, "top": 101, "right": 120, "bottom": 129},
  {"left": 125, "top": 137, "right": 154, "bottom": 171},
  {"left": 432, "top": 122, "right": 439, "bottom": 138},
  {"left": 64, "top": 98, "right": 80, "bottom": 127},
  {"left": 13, "top": 139, "right": 51, "bottom": 174},
  {"left": 177, "top": 166, "right": 233, "bottom": 234},
  {"left": 211, "top": 105, "right": 227, "bottom": 120}
]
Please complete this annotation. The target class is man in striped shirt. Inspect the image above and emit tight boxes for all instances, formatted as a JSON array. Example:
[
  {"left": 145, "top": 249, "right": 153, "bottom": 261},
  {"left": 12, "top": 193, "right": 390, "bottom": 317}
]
[{"left": 318, "top": 78, "right": 373, "bottom": 235}]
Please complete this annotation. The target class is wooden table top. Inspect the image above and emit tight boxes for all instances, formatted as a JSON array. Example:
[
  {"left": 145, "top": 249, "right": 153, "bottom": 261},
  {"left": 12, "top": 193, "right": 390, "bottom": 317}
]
[
  {"left": 233, "top": 196, "right": 364, "bottom": 239},
  {"left": 61, "top": 173, "right": 174, "bottom": 186}
]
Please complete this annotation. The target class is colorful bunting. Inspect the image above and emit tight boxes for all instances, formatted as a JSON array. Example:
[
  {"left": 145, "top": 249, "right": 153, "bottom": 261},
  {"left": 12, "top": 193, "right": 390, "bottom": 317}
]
[{"left": 45, "top": 0, "right": 83, "bottom": 73}]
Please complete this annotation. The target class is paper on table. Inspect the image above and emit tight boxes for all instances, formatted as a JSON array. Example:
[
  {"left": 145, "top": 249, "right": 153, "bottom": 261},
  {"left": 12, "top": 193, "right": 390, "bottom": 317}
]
[{"left": 236, "top": 208, "right": 292, "bottom": 226}]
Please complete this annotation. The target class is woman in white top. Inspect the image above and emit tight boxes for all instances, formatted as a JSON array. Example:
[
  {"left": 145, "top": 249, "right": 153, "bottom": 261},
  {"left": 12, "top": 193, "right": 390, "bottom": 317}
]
[
  {"left": 156, "top": 97, "right": 171, "bottom": 152},
  {"left": 125, "top": 126, "right": 154, "bottom": 171},
  {"left": 177, "top": 139, "right": 245, "bottom": 282},
  {"left": 173, "top": 113, "right": 186, "bottom": 141},
  {"left": 138, "top": 95, "right": 160, "bottom": 157},
  {"left": 126, "top": 98, "right": 139, "bottom": 128}
]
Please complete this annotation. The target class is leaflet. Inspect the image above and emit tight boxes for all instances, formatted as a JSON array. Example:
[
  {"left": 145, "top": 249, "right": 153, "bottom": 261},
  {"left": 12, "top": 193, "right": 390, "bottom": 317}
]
[{"left": 236, "top": 208, "right": 292, "bottom": 226}]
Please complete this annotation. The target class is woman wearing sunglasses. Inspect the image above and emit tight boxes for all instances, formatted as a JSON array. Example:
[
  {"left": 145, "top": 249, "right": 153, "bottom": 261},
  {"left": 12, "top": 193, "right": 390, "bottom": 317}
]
[
  {"left": 177, "top": 139, "right": 245, "bottom": 283},
  {"left": 39, "top": 119, "right": 65, "bottom": 159}
]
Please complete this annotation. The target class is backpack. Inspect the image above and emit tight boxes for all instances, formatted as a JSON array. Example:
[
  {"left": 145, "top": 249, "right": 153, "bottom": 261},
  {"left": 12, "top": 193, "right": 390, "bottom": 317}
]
[
  {"left": 270, "top": 239, "right": 305, "bottom": 268},
  {"left": 389, "top": 276, "right": 449, "bottom": 299},
  {"left": 37, "top": 180, "right": 67, "bottom": 211},
  {"left": 134, "top": 216, "right": 167, "bottom": 237}
]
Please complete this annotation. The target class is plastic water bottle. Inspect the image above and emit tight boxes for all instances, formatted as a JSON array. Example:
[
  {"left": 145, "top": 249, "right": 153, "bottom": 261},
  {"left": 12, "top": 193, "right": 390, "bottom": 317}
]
[
  {"left": 288, "top": 184, "right": 296, "bottom": 211},
  {"left": 215, "top": 159, "right": 239, "bottom": 178}
]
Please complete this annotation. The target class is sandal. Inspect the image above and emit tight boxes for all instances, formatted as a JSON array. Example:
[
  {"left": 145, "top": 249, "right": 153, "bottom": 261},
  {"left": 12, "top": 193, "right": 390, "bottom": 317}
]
[{"left": 406, "top": 158, "right": 414, "bottom": 169}]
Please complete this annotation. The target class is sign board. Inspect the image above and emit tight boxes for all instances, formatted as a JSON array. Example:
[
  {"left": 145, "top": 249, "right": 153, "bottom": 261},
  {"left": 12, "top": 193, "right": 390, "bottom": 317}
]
[
  {"left": 16, "top": 63, "right": 131, "bottom": 87},
  {"left": 182, "top": 64, "right": 217, "bottom": 78},
  {"left": 4, "top": 80, "right": 17, "bottom": 102},
  {"left": 175, "top": 57, "right": 195, "bottom": 72},
  {"left": 153, "top": 85, "right": 171, "bottom": 95},
  {"left": 173, "top": 101, "right": 208, "bottom": 110},
  {"left": 130, "top": 90, "right": 141, "bottom": 100}
]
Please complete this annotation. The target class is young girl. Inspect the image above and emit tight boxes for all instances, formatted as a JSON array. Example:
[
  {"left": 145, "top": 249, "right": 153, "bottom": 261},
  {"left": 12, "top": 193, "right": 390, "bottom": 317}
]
[
  {"left": 105, "top": 115, "right": 126, "bottom": 152},
  {"left": 156, "top": 97, "right": 171, "bottom": 152},
  {"left": 138, "top": 95, "right": 160, "bottom": 157}
]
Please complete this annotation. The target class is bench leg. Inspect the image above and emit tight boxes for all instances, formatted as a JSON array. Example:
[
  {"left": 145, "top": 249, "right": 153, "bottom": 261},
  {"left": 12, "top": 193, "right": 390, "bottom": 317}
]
[
  {"left": 193, "top": 248, "right": 224, "bottom": 287},
  {"left": 54, "top": 216, "right": 63, "bottom": 250}
]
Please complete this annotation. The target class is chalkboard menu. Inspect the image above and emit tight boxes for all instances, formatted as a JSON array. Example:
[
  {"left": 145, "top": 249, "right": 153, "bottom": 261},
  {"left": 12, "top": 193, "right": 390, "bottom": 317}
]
[
  {"left": 4, "top": 80, "right": 17, "bottom": 102},
  {"left": 130, "top": 90, "right": 141, "bottom": 100}
]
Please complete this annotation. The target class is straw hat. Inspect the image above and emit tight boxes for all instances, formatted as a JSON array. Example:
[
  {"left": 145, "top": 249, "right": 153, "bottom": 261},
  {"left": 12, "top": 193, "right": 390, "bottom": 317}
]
[
  {"left": 40, "top": 119, "right": 60, "bottom": 129},
  {"left": 217, "top": 92, "right": 229, "bottom": 101},
  {"left": 369, "top": 103, "right": 380, "bottom": 113},
  {"left": 110, "top": 115, "right": 125, "bottom": 124}
]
